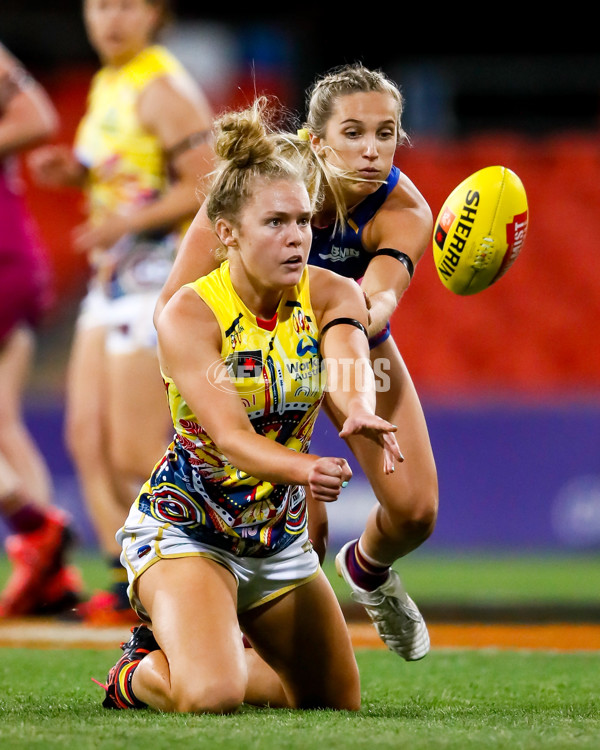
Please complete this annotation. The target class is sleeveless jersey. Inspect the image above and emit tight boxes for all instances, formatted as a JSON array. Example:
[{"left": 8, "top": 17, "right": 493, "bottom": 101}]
[
  {"left": 309, "top": 165, "right": 401, "bottom": 280},
  {"left": 74, "top": 45, "right": 187, "bottom": 298},
  {"left": 135, "top": 260, "right": 324, "bottom": 557}
]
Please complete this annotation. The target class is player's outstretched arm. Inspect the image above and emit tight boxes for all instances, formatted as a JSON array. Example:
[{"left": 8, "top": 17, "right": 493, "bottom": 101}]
[{"left": 310, "top": 268, "right": 403, "bottom": 474}]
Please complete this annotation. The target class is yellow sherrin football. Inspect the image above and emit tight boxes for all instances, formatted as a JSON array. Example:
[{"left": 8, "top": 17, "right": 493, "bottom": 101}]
[{"left": 432, "top": 165, "right": 529, "bottom": 295}]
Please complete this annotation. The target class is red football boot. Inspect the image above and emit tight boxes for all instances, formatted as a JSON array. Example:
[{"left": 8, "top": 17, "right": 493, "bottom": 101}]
[
  {"left": 0, "top": 508, "right": 75, "bottom": 617},
  {"left": 32, "top": 565, "right": 83, "bottom": 616},
  {"left": 76, "top": 590, "right": 141, "bottom": 627}
]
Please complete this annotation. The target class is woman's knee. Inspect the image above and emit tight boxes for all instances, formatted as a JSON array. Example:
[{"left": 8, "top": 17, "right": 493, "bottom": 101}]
[
  {"left": 135, "top": 651, "right": 245, "bottom": 714},
  {"left": 381, "top": 480, "right": 439, "bottom": 543},
  {"left": 171, "top": 676, "right": 246, "bottom": 714},
  {"left": 402, "top": 499, "right": 437, "bottom": 543}
]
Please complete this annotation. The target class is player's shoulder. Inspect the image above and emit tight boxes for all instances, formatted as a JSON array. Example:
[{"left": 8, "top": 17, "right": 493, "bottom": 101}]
[
  {"left": 158, "top": 281, "right": 222, "bottom": 359},
  {"left": 364, "top": 168, "right": 433, "bottom": 255},
  {"left": 308, "top": 264, "right": 358, "bottom": 290},
  {"left": 385, "top": 169, "right": 433, "bottom": 222},
  {"left": 308, "top": 265, "right": 362, "bottom": 310},
  {"left": 138, "top": 58, "right": 211, "bottom": 129},
  {"left": 159, "top": 281, "right": 213, "bottom": 330}
]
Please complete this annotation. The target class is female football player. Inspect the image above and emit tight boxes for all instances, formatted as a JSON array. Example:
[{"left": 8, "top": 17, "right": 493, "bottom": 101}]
[
  {"left": 97, "top": 97, "right": 402, "bottom": 713},
  {"left": 155, "top": 63, "right": 438, "bottom": 661},
  {"left": 28, "top": 0, "right": 214, "bottom": 623}
]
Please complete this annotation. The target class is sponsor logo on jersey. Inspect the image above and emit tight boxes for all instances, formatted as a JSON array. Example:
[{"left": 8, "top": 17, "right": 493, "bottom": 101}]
[
  {"left": 318, "top": 245, "right": 361, "bottom": 263},
  {"left": 296, "top": 336, "right": 318, "bottom": 357}
]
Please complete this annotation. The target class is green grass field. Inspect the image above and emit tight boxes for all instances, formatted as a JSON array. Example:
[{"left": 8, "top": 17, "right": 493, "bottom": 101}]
[
  {"left": 1, "top": 550, "right": 599, "bottom": 748},
  {"left": 0, "top": 647, "right": 598, "bottom": 749}
]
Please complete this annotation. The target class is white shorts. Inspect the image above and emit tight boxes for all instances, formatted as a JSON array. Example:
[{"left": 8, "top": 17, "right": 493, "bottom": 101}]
[
  {"left": 76, "top": 284, "right": 159, "bottom": 355},
  {"left": 117, "top": 506, "right": 320, "bottom": 622}
]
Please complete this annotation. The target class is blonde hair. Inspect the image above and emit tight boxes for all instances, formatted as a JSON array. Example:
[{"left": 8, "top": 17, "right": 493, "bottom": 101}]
[
  {"left": 300, "top": 64, "right": 408, "bottom": 229},
  {"left": 305, "top": 63, "right": 407, "bottom": 145},
  {"left": 206, "top": 72, "right": 404, "bottom": 244},
  {"left": 206, "top": 97, "right": 322, "bottom": 236}
]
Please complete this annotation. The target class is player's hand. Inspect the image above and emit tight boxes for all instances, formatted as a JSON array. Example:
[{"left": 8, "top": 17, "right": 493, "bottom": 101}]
[
  {"left": 72, "top": 214, "right": 129, "bottom": 254},
  {"left": 27, "top": 144, "right": 84, "bottom": 188},
  {"left": 307, "top": 457, "right": 352, "bottom": 503},
  {"left": 339, "top": 412, "right": 403, "bottom": 474}
]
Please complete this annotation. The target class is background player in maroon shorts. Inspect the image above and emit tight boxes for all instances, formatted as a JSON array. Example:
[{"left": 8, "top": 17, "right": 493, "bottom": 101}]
[{"left": 0, "top": 43, "right": 82, "bottom": 617}]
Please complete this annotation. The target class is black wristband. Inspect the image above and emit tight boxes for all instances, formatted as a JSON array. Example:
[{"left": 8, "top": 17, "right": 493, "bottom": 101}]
[
  {"left": 375, "top": 248, "right": 414, "bottom": 279},
  {"left": 320, "top": 317, "right": 368, "bottom": 339}
]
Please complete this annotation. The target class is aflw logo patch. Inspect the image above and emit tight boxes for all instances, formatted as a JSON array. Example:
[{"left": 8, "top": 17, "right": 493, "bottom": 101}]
[{"left": 226, "top": 351, "right": 263, "bottom": 378}]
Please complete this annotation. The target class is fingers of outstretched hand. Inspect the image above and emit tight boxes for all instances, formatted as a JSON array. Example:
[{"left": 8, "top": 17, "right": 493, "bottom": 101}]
[
  {"left": 339, "top": 416, "right": 403, "bottom": 474},
  {"left": 382, "top": 432, "right": 404, "bottom": 474},
  {"left": 339, "top": 414, "right": 397, "bottom": 440}
]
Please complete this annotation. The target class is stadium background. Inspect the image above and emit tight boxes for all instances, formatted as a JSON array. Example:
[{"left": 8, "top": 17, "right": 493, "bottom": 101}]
[{"left": 2, "top": 4, "right": 599, "bottom": 556}]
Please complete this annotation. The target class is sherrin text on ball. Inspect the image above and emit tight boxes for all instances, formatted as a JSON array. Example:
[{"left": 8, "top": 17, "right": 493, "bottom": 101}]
[{"left": 432, "top": 165, "right": 528, "bottom": 295}]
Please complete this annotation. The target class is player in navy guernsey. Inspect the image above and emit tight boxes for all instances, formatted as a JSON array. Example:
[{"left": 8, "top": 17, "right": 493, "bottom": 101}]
[
  {"left": 309, "top": 164, "right": 401, "bottom": 280},
  {"left": 157, "top": 64, "right": 437, "bottom": 662}
]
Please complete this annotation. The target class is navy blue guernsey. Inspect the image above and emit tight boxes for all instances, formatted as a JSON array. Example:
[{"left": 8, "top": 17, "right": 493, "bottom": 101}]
[{"left": 309, "top": 165, "right": 401, "bottom": 280}]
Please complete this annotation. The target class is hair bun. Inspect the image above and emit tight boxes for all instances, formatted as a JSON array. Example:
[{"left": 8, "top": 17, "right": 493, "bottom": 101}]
[{"left": 214, "top": 98, "right": 275, "bottom": 168}]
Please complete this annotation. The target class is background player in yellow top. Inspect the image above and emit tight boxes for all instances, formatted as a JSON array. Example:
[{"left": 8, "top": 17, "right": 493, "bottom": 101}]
[
  {"left": 97, "top": 97, "right": 402, "bottom": 713},
  {"left": 28, "top": 0, "right": 214, "bottom": 623}
]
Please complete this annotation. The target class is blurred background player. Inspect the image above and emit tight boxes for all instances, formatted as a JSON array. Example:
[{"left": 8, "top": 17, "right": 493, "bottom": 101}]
[
  {"left": 155, "top": 63, "right": 437, "bottom": 660},
  {"left": 28, "top": 0, "right": 214, "bottom": 624},
  {"left": 0, "top": 43, "right": 82, "bottom": 617},
  {"left": 98, "top": 98, "right": 401, "bottom": 713}
]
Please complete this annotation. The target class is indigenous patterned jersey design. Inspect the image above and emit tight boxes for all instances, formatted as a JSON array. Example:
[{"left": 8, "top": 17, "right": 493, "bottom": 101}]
[
  {"left": 136, "top": 260, "right": 324, "bottom": 557},
  {"left": 74, "top": 45, "right": 186, "bottom": 296}
]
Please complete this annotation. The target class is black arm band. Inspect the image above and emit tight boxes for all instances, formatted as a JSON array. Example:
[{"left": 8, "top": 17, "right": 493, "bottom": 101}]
[
  {"left": 320, "top": 317, "right": 368, "bottom": 340},
  {"left": 167, "top": 129, "right": 212, "bottom": 161},
  {"left": 375, "top": 248, "right": 414, "bottom": 279}
]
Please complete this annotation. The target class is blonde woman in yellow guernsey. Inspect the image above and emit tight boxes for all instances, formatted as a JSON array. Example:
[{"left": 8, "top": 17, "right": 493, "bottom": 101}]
[
  {"left": 94, "top": 98, "right": 402, "bottom": 713},
  {"left": 28, "top": 0, "right": 214, "bottom": 623}
]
